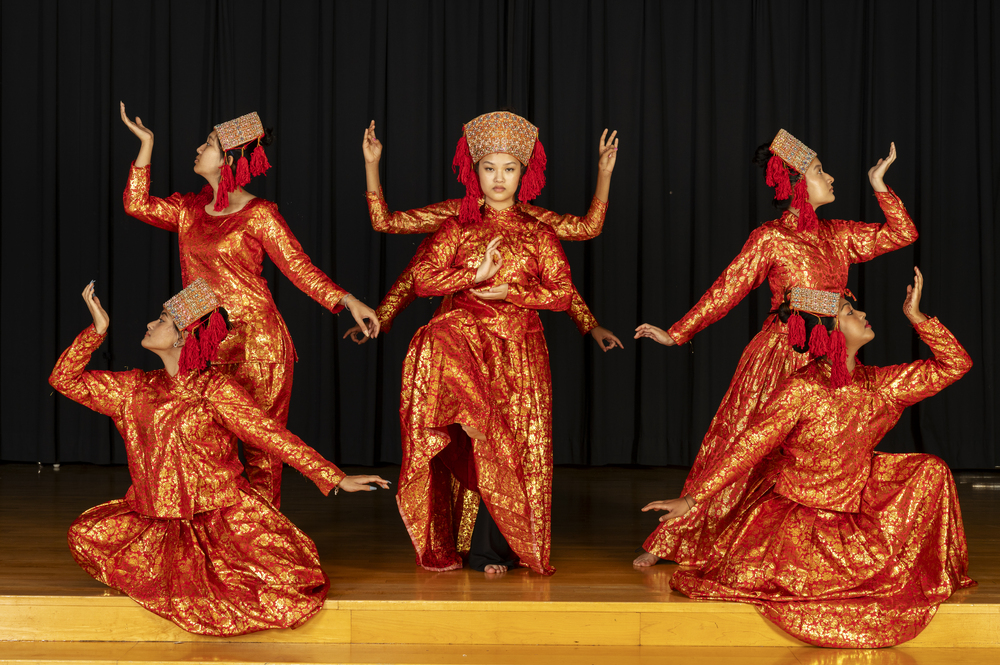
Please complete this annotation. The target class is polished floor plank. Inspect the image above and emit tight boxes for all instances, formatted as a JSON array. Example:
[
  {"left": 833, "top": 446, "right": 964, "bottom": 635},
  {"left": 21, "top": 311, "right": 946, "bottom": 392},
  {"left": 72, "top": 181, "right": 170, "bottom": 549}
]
[{"left": 3, "top": 642, "right": 1000, "bottom": 665}]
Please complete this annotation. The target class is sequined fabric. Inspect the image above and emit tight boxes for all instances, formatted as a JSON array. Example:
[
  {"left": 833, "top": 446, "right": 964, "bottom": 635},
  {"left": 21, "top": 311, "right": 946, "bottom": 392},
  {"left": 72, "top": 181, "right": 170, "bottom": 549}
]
[
  {"left": 214, "top": 112, "right": 264, "bottom": 151},
  {"left": 770, "top": 129, "right": 816, "bottom": 174},
  {"left": 365, "top": 187, "right": 608, "bottom": 240},
  {"left": 463, "top": 111, "right": 539, "bottom": 164},
  {"left": 124, "top": 164, "right": 348, "bottom": 504},
  {"left": 396, "top": 205, "right": 571, "bottom": 576},
  {"left": 49, "top": 325, "right": 345, "bottom": 635},
  {"left": 645, "top": 190, "right": 918, "bottom": 565},
  {"left": 667, "top": 318, "right": 974, "bottom": 648}
]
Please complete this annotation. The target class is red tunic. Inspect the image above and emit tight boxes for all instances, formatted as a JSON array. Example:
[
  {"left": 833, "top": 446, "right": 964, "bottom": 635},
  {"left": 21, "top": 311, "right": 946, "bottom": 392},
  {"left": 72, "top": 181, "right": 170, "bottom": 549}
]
[
  {"left": 667, "top": 318, "right": 974, "bottom": 647},
  {"left": 49, "top": 325, "right": 345, "bottom": 636},
  {"left": 124, "top": 164, "right": 348, "bottom": 506},
  {"left": 396, "top": 204, "right": 573, "bottom": 575},
  {"left": 644, "top": 190, "right": 918, "bottom": 564}
]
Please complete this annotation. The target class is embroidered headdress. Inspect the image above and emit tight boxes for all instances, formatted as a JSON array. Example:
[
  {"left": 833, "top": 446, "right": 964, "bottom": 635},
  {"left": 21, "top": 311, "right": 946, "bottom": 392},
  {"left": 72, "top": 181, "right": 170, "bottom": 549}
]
[
  {"left": 786, "top": 286, "right": 851, "bottom": 388},
  {"left": 164, "top": 278, "right": 229, "bottom": 373},
  {"left": 451, "top": 111, "right": 547, "bottom": 225},
  {"left": 765, "top": 129, "right": 819, "bottom": 233},
  {"left": 212, "top": 111, "right": 272, "bottom": 211}
]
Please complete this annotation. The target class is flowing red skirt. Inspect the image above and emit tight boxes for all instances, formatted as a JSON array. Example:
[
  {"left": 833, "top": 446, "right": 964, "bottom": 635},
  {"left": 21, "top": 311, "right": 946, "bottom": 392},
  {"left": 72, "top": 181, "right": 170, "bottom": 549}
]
[
  {"left": 670, "top": 453, "right": 975, "bottom": 647},
  {"left": 68, "top": 488, "right": 329, "bottom": 636}
]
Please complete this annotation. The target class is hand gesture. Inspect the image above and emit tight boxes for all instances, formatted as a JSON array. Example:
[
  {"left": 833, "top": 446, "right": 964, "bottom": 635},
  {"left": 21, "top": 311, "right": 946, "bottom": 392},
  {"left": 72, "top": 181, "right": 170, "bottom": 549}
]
[
  {"left": 598, "top": 129, "right": 619, "bottom": 176},
  {"left": 641, "top": 496, "right": 693, "bottom": 523},
  {"left": 590, "top": 326, "right": 623, "bottom": 352},
  {"left": 343, "top": 322, "right": 377, "bottom": 345},
  {"left": 475, "top": 236, "right": 504, "bottom": 284},
  {"left": 470, "top": 284, "right": 508, "bottom": 301},
  {"left": 634, "top": 323, "right": 675, "bottom": 346},
  {"left": 119, "top": 102, "right": 154, "bottom": 144},
  {"left": 82, "top": 281, "right": 109, "bottom": 334},
  {"left": 903, "top": 266, "right": 927, "bottom": 325},
  {"left": 868, "top": 142, "right": 896, "bottom": 192},
  {"left": 343, "top": 295, "right": 381, "bottom": 339},
  {"left": 337, "top": 474, "right": 391, "bottom": 493},
  {"left": 362, "top": 120, "right": 383, "bottom": 165}
]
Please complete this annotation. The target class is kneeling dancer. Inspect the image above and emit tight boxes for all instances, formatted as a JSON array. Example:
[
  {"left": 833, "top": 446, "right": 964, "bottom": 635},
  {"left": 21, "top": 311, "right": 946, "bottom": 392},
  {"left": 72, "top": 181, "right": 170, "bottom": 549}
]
[
  {"left": 50, "top": 279, "right": 388, "bottom": 636},
  {"left": 396, "top": 112, "right": 579, "bottom": 576},
  {"left": 640, "top": 268, "right": 974, "bottom": 648}
]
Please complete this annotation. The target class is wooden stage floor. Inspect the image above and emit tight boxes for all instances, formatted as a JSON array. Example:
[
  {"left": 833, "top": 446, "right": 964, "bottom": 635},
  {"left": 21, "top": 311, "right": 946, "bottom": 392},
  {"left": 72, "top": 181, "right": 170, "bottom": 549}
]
[{"left": 1, "top": 462, "right": 998, "bottom": 654}]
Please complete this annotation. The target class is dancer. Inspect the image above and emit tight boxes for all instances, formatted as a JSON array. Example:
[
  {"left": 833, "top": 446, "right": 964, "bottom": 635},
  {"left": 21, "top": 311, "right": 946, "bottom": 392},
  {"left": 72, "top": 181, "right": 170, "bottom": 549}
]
[
  {"left": 120, "top": 104, "right": 379, "bottom": 507},
  {"left": 380, "top": 111, "right": 615, "bottom": 576},
  {"left": 640, "top": 268, "right": 973, "bottom": 648},
  {"left": 634, "top": 129, "right": 917, "bottom": 566},
  {"left": 342, "top": 241, "right": 624, "bottom": 352},
  {"left": 50, "top": 280, "right": 389, "bottom": 637}
]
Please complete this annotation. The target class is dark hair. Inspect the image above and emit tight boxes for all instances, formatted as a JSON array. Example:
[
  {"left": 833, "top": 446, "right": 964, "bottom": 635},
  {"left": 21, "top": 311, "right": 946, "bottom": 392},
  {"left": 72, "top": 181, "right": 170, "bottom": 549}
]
[
  {"left": 773, "top": 298, "right": 836, "bottom": 354},
  {"left": 753, "top": 142, "right": 800, "bottom": 211}
]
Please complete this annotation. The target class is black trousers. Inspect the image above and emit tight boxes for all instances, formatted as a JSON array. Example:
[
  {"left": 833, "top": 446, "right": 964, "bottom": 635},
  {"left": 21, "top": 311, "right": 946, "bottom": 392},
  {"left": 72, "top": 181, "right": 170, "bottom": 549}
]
[{"left": 468, "top": 500, "right": 519, "bottom": 571}]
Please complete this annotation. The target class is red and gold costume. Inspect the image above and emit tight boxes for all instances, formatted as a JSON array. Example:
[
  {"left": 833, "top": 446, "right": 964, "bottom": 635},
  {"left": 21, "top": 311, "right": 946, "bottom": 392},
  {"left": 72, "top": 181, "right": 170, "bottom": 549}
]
[
  {"left": 644, "top": 189, "right": 917, "bottom": 564},
  {"left": 124, "top": 164, "right": 347, "bottom": 506},
  {"left": 367, "top": 232, "right": 599, "bottom": 338},
  {"left": 49, "top": 325, "right": 345, "bottom": 636},
  {"left": 666, "top": 317, "right": 974, "bottom": 647},
  {"left": 395, "top": 204, "right": 573, "bottom": 575}
]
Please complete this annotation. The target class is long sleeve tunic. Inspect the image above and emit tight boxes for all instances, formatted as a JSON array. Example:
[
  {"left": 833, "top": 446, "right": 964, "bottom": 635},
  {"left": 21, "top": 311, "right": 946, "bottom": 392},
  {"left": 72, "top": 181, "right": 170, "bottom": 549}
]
[{"left": 124, "top": 164, "right": 347, "bottom": 364}]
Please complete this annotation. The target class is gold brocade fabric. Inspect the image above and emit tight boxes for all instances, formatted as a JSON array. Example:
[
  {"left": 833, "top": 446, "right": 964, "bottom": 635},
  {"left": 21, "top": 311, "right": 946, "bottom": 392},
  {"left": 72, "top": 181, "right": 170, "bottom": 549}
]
[
  {"left": 666, "top": 318, "right": 975, "bottom": 648},
  {"left": 365, "top": 187, "right": 608, "bottom": 241},
  {"left": 124, "top": 163, "right": 348, "bottom": 504},
  {"left": 645, "top": 190, "right": 918, "bottom": 565},
  {"left": 50, "top": 326, "right": 345, "bottom": 636},
  {"left": 375, "top": 237, "right": 598, "bottom": 336},
  {"left": 396, "top": 205, "right": 572, "bottom": 575}
]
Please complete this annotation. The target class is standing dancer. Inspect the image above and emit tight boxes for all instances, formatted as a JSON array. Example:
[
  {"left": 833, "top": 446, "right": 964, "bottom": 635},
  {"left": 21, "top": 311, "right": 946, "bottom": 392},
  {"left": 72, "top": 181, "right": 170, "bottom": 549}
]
[
  {"left": 372, "top": 111, "right": 616, "bottom": 575},
  {"left": 120, "top": 104, "right": 379, "bottom": 507},
  {"left": 634, "top": 130, "right": 917, "bottom": 566},
  {"left": 50, "top": 280, "right": 389, "bottom": 636},
  {"left": 641, "top": 269, "right": 974, "bottom": 647}
]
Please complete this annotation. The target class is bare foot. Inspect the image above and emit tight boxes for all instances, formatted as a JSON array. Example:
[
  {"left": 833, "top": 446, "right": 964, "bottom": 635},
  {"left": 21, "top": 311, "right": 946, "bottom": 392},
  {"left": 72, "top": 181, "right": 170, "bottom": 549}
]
[
  {"left": 462, "top": 423, "right": 486, "bottom": 441},
  {"left": 484, "top": 564, "right": 508, "bottom": 574},
  {"left": 633, "top": 552, "right": 661, "bottom": 567}
]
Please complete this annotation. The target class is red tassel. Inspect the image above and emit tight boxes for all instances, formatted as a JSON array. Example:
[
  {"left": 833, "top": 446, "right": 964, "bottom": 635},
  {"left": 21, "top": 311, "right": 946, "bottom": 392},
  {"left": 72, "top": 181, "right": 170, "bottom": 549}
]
[
  {"left": 177, "top": 330, "right": 203, "bottom": 373},
  {"left": 452, "top": 135, "right": 482, "bottom": 225},
  {"left": 828, "top": 329, "right": 851, "bottom": 388},
  {"left": 766, "top": 155, "right": 792, "bottom": 200},
  {"left": 235, "top": 153, "right": 251, "bottom": 187},
  {"left": 788, "top": 312, "right": 806, "bottom": 348},
  {"left": 808, "top": 323, "right": 830, "bottom": 357},
  {"left": 250, "top": 143, "right": 271, "bottom": 177},
  {"left": 518, "top": 139, "right": 547, "bottom": 202},
  {"left": 791, "top": 177, "right": 819, "bottom": 232},
  {"left": 200, "top": 311, "right": 228, "bottom": 364},
  {"left": 215, "top": 160, "right": 235, "bottom": 212}
]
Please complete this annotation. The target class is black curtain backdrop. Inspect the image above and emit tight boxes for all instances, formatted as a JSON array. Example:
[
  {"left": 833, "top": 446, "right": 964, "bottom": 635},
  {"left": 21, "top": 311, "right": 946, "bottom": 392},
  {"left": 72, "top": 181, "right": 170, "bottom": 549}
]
[{"left": 2, "top": 1, "right": 997, "bottom": 469}]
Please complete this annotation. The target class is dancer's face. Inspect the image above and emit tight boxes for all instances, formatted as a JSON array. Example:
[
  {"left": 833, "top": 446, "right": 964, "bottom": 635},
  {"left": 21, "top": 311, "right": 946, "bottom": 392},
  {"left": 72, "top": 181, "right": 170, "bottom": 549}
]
[
  {"left": 142, "top": 310, "right": 182, "bottom": 351},
  {"left": 836, "top": 298, "right": 874, "bottom": 349},
  {"left": 194, "top": 130, "right": 229, "bottom": 181},
  {"left": 804, "top": 157, "right": 836, "bottom": 210},
  {"left": 478, "top": 152, "right": 522, "bottom": 210}
]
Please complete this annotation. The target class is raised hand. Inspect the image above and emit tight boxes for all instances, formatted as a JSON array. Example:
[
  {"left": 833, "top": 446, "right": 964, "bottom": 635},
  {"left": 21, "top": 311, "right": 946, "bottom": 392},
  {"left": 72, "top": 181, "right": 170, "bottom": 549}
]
[
  {"left": 82, "top": 281, "right": 109, "bottom": 334},
  {"left": 470, "top": 284, "right": 508, "bottom": 301},
  {"left": 598, "top": 129, "right": 619, "bottom": 176},
  {"left": 337, "top": 474, "right": 392, "bottom": 493},
  {"left": 362, "top": 120, "right": 383, "bottom": 165},
  {"left": 868, "top": 142, "right": 896, "bottom": 193},
  {"left": 119, "top": 102, "right": 154, "bottom": 143},
  {"left": 903, "top": 266, "right": 927, "bottom": 325},
  {"left": 590, "top": 326, "right": 624, "bottom": 352},
  {"left": 641, "top": 496, "right": 693, "bottom": 522},
  {"left": 474, "top": 236, "right": 504, "bottom": 284},
  {"left": 634, "top": 323, "right": 676, "bottom": 346}
]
